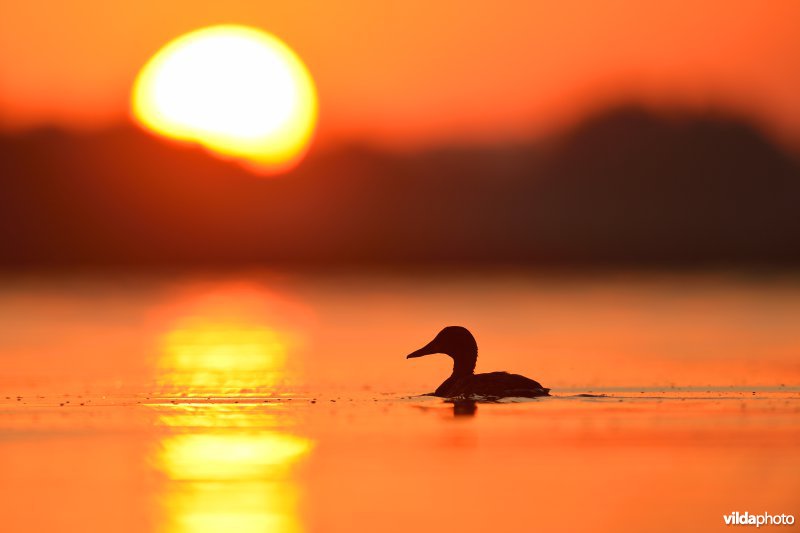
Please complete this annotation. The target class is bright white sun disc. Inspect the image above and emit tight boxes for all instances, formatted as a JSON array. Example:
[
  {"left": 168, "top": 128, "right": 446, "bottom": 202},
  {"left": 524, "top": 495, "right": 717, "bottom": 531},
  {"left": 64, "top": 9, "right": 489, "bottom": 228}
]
[{"left": 132, "top": 25, "right": 317, "bottom": 174}]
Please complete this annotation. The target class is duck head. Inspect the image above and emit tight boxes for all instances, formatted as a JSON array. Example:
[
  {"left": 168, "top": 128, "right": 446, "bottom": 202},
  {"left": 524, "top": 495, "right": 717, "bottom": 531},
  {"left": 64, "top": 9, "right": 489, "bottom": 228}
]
[{"left": 406, "top": 326, "right": 478, "bottom": 376}]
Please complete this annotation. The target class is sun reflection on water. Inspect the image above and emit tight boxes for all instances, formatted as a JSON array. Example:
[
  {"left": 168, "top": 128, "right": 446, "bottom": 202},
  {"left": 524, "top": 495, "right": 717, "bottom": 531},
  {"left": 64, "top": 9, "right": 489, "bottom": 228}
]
[
  {"left": 159, "top": 321, "right": 290, "bottom": 394},
  {"left": 155, "top": 414, "right": 312, "bottom": 533},
  {"left": 152, "top": 283, "right": 313, "bottom": 533},
  {"left": 154, "top": 404, "right": 312, "bottom": 533},
  {"left": 152, "top": 282, "right": 310, "bottom": 396}
]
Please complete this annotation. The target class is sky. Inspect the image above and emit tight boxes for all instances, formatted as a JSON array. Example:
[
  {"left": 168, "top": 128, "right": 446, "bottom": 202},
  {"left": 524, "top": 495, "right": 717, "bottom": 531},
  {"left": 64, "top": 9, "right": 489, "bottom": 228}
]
[{"left": 1, "top": 0, "right": 799, "bottom": 149}]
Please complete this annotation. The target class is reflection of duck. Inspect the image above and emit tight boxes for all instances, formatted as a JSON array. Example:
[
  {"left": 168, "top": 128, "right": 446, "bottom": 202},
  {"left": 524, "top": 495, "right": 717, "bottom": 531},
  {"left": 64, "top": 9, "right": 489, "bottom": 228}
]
[
  {"left": 406, "top": 326, "right": 550, "bottom": 398},
  {"left": 450, "top": 399, "right": 478, "bottom": 416}
]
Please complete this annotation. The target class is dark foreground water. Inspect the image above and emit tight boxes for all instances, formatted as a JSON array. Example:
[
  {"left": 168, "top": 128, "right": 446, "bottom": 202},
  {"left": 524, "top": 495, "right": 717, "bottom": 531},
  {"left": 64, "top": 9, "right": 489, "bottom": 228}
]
[{"left": 0, "top": 271, "right": 798, "bottom": 532}]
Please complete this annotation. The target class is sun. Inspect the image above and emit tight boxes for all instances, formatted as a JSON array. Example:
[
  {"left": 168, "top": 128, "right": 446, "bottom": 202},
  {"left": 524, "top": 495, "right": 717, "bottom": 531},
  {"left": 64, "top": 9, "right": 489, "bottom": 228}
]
[{"left": 131, "top": 25, "right": 317, "bottom": 174}]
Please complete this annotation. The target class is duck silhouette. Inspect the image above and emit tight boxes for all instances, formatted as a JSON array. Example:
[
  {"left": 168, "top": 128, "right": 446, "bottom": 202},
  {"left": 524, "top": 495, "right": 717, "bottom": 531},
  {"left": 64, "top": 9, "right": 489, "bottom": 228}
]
[{"left": 406, "top": 326, "right": 550, "bottom": 398}]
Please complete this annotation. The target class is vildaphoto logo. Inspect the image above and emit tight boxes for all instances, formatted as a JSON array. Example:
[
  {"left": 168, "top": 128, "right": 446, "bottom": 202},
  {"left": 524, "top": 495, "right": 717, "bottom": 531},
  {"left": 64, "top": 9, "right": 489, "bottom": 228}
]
[{"left": 723, "top": 512, "right": 795, "bottom": 527}]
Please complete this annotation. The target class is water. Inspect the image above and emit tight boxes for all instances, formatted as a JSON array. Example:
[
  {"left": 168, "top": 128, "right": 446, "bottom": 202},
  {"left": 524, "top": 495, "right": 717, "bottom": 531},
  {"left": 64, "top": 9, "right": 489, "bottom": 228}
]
[{"left": 1, "top": 271, "right": 798, "bottom": 532}]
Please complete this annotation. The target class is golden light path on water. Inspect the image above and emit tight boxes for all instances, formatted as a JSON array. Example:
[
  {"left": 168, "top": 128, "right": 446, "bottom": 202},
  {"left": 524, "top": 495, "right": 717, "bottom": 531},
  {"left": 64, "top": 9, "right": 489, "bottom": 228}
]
[
  {"left": 159, "top": 322, "right": 288, "bottom": 393},
  {"left": 152, "top": 284, "right": 312, "bottom": 533},
  {"left": 153, "top": 282, "right": 309, "bottom": 395},
  {"left": 155, "top": 407, "right": 312, "bottom": 533}
]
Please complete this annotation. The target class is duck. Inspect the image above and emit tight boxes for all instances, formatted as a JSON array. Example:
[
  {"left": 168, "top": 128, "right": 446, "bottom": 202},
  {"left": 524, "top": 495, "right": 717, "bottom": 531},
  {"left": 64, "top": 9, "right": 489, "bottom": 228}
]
[{"left": 406, "top": 326, "right": 550, "bottom": 398}]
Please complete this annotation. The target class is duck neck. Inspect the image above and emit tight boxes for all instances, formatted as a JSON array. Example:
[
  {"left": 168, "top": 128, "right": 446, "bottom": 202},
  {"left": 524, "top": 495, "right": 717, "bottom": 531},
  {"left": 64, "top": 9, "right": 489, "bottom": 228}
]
[{"left": 451, "top": 350, "right": 477, "bottom": 377}]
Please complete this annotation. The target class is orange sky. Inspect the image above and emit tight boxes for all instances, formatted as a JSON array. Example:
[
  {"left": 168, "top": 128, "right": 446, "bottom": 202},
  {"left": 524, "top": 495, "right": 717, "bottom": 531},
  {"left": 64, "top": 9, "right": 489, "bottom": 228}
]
[{"left": 1, "top": 0, "right": 799, "bottom": 149}]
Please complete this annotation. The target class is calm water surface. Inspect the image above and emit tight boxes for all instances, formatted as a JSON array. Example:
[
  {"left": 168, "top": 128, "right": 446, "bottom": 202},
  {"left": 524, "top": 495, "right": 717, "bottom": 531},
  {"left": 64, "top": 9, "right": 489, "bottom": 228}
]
[{"left": 0, "top": 272, "right": 798, "bottom": 532}]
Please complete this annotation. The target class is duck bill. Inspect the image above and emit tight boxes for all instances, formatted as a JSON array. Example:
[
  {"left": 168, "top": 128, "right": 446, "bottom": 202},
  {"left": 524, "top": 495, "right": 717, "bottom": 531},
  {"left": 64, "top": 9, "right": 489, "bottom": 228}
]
[{"left": 406, "top": 340, "right": 439, "bottom": 359}]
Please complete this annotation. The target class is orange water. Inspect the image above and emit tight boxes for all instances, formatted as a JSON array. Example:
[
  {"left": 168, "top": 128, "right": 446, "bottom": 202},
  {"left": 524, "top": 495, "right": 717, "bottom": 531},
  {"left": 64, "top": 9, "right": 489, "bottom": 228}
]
[{"left": 0, "top": 272, "right": 798, "bottom": 532}]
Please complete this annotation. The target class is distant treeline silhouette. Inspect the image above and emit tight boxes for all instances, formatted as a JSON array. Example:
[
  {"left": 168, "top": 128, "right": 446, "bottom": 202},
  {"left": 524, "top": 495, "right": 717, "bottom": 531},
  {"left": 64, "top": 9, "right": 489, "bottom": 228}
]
[{"left": 1, "top": 105, "right": 799, "bottom": 269}]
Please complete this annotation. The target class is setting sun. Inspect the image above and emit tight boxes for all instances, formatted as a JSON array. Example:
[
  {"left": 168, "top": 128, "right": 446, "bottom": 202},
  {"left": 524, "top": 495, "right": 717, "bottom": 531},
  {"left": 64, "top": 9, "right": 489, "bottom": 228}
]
[{"left": 131, "top": 25, "right": 317, "bottom": 173}]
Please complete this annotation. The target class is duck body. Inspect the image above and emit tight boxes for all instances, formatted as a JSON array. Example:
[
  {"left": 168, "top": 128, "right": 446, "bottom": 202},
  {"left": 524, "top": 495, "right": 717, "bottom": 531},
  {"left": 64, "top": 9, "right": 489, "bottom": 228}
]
[
  {"left": 407, "top": 326, "right": 550, "bottom": 399},
  {"left": 435, "top": 371, "right": 549, "bottom": 398}
]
